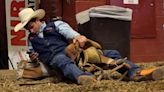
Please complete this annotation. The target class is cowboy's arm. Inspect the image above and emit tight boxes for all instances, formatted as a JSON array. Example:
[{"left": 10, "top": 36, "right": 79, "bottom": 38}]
[
  {"left": 27, "top": 40, "right": 38, "bottom": 61},
  {"left": 54, "top": 20, "right": 87, "bottom": 47},
  {"left": 54, "top": 20, "right": 80, "bottom": 39},
  {"left": 27, "top": 40, "right": 34, "bottom": 52}
]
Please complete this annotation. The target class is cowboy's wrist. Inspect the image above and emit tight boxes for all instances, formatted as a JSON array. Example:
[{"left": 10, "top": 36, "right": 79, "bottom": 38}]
[{"left": 74, "top": 35, "right": 81, "bottom": 40}]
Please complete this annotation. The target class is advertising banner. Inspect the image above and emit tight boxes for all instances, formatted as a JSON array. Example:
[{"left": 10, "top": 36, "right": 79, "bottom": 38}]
[{"left": 6, "top": 0, "right": 36, "bottom": 69}]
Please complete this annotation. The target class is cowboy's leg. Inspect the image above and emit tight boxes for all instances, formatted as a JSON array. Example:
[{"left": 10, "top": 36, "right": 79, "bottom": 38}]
[
  {"left": 103, "top": 50, "right": 164, "bottom": 81},
  {"left": 49, "top": 53, "right": 93, "bottom": 82},
  {"left": 102, "top": 50, "right": 141, "bottom": 79}
]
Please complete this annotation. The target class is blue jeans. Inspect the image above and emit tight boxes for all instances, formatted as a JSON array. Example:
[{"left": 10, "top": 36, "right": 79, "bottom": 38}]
[
  {"left": 103, "top": 50, "right": 141, "bottom": 79},
  {"left": 49, "top": 53, "right": 92, "bottom": 82}
]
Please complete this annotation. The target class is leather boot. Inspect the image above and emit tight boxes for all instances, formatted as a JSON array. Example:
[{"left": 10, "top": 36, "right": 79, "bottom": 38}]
[{"left": 77, "top": 75, "right": 97, "bottom": 85}]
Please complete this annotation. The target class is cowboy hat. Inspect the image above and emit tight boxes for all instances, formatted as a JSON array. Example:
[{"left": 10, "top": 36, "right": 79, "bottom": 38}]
[{"left": 14, "top": 8, "right": 45, "bottom": 32}]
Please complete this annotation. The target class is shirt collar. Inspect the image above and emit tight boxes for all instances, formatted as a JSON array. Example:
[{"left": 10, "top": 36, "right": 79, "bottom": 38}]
[{"left": 39, "top": 22, "right": 46, "bottom": 32}]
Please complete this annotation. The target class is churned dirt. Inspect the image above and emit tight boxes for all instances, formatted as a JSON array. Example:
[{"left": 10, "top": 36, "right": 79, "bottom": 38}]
[{"left": 0, "top": 62, "right": 164, "bottom": 92}]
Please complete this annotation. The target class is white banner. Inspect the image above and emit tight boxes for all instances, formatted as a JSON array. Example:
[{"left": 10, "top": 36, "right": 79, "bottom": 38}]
[
  {"left": 6, "top": 0, "right": 36, "bottom": 69},
  {"left": 123, "top": 0, "right": 139, "bottom": 4}
]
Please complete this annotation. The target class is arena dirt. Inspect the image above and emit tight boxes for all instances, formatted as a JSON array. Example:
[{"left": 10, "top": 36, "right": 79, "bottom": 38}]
[{"left": 0, "top": 62, "right": 164, "bottom": 92}]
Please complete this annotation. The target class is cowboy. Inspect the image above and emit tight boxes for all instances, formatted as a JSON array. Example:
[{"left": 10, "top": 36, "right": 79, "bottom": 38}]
[{"left": 14, "top": 8, "right": 164, "bottom": 84}]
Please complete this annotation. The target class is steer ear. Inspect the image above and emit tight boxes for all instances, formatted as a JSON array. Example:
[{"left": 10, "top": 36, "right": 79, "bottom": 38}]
[{"left": 17, "top": 60, "right": 28, "bottom": 69}]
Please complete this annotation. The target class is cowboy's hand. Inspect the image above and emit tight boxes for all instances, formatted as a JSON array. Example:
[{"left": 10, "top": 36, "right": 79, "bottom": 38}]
[
  {"left": 74, "top": 35, "right": 87, "bottom": 48},
  {"left": 28, "top": 52, "right": 39, "bottom": 61}
]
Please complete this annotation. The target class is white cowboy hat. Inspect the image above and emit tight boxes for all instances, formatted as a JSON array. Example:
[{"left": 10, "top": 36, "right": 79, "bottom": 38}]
[{"left": 14, "top": 8, "right": 45, "bottom": 32}]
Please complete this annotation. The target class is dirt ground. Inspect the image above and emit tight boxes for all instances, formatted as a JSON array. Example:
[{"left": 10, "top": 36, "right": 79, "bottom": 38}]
[{"left": 0, "top": 62, "right": 164, "bottom": 92}]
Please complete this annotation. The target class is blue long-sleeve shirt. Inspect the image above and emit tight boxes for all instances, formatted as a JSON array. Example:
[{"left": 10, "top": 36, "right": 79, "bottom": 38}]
[{"left": 28, "top": 20, "right": 80, "bottom": 51}]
